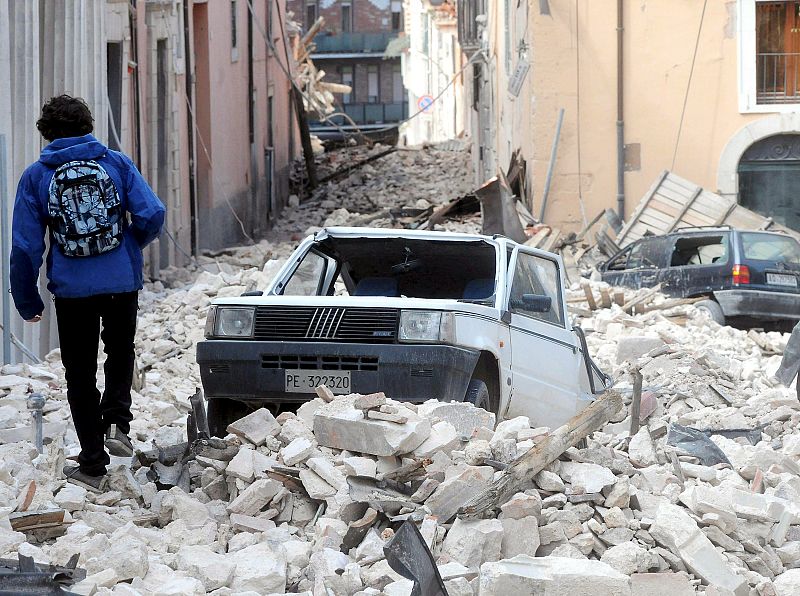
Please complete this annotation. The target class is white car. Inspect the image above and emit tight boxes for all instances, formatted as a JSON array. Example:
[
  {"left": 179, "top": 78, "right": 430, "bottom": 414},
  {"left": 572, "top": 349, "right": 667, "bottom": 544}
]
[{"left": 197, "top": 227, "right": 610, "bottom": 435}]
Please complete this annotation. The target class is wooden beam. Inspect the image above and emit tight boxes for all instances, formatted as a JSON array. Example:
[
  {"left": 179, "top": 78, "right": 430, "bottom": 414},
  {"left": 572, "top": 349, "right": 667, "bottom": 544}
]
[
  {"left": 457, "top": 390, "right": 623, "bottom": 517},
  {"left": 630, "top": 368, "right": 643, "bottom": 436},
  {"left": 582, "top": 282, "right": 597, "bottom": 310}
]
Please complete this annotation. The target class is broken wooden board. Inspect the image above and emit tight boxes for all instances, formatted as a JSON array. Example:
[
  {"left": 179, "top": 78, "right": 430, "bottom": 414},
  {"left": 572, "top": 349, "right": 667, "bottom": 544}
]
[
  {"left": 616, "top": 171, "right": 800, "bottom": 248},
  {"left": 10, "top": 509, "right": 68, "bottom": 532},
  {"left": 458, "top": 390, "right": 623, "bottom": 517}
]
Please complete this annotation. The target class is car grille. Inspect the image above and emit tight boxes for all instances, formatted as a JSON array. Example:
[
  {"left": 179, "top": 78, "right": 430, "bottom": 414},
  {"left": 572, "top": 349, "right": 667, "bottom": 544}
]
[
  {"left": 253, "top": 306, "right": 399, "bottom": 343},
  {"left": 261, "top": 355, "right": 379, "bottom": 371}
]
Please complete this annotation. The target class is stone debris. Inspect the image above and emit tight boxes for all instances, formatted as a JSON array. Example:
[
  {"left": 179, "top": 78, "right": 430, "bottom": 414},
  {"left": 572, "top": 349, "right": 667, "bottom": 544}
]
[{"left": 0, "top": 146, "right": 798, "bottom": 593}]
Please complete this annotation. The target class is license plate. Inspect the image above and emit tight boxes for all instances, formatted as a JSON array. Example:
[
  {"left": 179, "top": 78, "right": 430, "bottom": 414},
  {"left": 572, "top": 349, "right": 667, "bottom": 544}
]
[
  {"left": 285, "top": 370, "right": 351, "bottom": 394},
  {"left": 766, "top": 272, "right": 798, "bottom": 287}
]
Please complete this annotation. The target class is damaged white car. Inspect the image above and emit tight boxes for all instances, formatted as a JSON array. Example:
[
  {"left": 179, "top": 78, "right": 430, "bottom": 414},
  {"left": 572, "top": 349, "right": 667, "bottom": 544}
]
[{"left": 197, "top": 227, "right": 611, "bottom": 435}]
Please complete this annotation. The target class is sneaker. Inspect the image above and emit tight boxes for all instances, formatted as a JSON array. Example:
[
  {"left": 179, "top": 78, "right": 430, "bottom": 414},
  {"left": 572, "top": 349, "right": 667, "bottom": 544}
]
[
  {"left": 62, "top": 465, "right": 106, "bottom": 493},
  {"left": 104, "top": 424, "right": 134, "bottom": 457}
]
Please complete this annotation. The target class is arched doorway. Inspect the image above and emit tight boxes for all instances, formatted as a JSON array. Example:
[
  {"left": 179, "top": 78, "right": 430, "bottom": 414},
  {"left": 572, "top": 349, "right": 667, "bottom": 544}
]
[{"left": 738, "top": 134, "right": 800, "bottom": 231}]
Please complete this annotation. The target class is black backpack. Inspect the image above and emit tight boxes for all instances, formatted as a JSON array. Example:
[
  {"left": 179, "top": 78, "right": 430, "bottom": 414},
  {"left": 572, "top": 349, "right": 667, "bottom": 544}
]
[{"left": 47, "top": 159, "right": 123, "bottom": 257}]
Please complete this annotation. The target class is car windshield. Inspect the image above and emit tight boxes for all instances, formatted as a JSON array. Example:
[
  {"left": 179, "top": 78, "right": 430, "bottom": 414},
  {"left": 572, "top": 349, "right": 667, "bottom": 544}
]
[
  {"left": 741, "top": 233, "right": 800, "bottom": 264},
  {"left": 285, "top": 237, "right": 499, "bottom": 300}
]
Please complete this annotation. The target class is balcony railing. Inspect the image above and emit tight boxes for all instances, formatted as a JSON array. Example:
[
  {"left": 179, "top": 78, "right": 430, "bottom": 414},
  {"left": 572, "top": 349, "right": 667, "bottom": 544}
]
[
  {"left": 312, "top": 32, "right": 396, "bottom": 55},
  {"left": 757, "top": 52, "right": 800, "bottom": 104},
  {"left": 312, "top": 102, "right": 409, "bottom": 126}
]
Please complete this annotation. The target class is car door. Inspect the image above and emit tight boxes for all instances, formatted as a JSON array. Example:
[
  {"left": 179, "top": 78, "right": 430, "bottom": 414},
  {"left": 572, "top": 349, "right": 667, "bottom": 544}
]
[
  {"left": 659, "top": 233, "right": 731, "bottom": 298},
  {"left": 505, "top": 247, "right": 588, "bottom": 428}
]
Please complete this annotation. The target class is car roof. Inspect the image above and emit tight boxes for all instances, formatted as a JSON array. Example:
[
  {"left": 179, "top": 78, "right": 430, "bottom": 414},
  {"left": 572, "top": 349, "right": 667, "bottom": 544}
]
[
  {"left": 638, "top": 227, "right": 792, "bottom": 240},
  {"left": 315, "top": 226, "right": 518, "bottom": 247}
]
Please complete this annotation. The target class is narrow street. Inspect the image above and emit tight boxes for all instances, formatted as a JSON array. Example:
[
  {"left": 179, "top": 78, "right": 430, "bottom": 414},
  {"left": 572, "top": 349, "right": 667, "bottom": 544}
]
[{"left": 0, "top": 143, "right": 798, "bottom": 594}]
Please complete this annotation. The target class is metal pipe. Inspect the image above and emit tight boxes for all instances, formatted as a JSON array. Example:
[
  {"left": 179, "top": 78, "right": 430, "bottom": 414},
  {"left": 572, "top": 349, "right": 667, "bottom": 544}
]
[
  {"left": 539, "top": 108, "right": 565, "bottom": 223},
  {"left": 0, "top": 134, "right": 10, "bottom": 364},
  {"left": 182, "top": 0, "right": 198, "bottom": 256},
  {"left": 27, "top": 393, "right": 45, "bottom": 453},
  {"left": 616, "top": 0, "right": 625, "bottom": 220}
]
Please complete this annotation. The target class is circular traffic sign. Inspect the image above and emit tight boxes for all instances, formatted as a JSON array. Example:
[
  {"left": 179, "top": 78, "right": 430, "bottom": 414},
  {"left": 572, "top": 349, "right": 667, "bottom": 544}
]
[{"left": 417, "top": 95, "right": 434, "bottom": 113}]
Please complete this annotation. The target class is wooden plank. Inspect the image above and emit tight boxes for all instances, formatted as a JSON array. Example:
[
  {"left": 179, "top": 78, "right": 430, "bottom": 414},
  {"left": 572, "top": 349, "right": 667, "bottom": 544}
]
[
  {"left": 613, "top": 289, "right": 625, "bottom": 306},
  {"left": 541, "top": 228, "right": 562, "bottom": 252},
  {"left": 458, "top": 391, "right": 623, "bottom": 517},
  {"left": 616, "top": 170, "right": 669, "bottom": 245},
  {"left": 621, "top": 283, "right": 662, "bottom": 314},
  {"left": 10, "top": 509, "right": 66, "bottom": 532},
  {"left": 630, "top": 369, "right": 643, "bottom": 436},
  {"left": 599, "top": 287, "right": 613, "bottom": 308},
  {"left": 525, "top": 228, "right": 550, "bottom": 248},
  {"left": 666, "top": 187, "right": 702, "bottom": 232},
  {"left": 582, "top": 282, "right": 597, "bottom": 310}
]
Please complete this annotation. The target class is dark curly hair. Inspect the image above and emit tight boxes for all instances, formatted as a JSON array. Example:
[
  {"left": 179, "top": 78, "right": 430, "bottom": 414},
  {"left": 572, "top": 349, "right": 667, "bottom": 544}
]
[{"left": 36, "top": 95, "right": 94, "bottom": 142}]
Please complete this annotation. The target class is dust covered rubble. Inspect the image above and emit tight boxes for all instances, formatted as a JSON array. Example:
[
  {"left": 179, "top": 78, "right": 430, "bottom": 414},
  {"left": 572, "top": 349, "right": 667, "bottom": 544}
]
[
  {"left": 0, "top": 276, "right": 797, "bottom": 591},
  {"left": 2, "top": 294, "right": 799, "bottom": 596}
]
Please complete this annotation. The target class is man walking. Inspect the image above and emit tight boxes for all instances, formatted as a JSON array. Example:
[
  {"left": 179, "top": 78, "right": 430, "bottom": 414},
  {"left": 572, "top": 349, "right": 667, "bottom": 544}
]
[{"left": 10, "top": 95, "right": 165, "bottom": 491}]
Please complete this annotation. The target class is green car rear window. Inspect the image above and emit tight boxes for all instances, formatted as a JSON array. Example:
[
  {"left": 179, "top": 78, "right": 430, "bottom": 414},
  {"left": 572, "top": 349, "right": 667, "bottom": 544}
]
[{"left": 741, "top": 233, "right": 800, "bottom": 264}]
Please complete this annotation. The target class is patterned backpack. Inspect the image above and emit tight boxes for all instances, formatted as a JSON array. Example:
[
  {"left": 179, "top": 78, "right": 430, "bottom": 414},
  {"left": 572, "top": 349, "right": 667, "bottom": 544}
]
[{"left": 47, "top": 160, "right": 123, "bottom": 257}]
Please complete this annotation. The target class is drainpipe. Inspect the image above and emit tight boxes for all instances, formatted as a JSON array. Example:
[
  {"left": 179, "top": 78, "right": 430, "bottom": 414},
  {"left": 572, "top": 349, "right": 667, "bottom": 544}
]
[
  {"left": 616, "top": 0, "right": 625, "bottom": 220},
  {"left": 183, "top": 0, "right": 198, "bottom": 255},
  {"left": 129, "top": 0, "right": 143, "bottom": 168}
]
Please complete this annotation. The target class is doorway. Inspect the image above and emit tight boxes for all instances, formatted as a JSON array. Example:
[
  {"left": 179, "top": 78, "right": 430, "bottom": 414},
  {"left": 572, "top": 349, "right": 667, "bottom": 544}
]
[{"left": 738, "top": 133, "right": 800, "bottom": 231}]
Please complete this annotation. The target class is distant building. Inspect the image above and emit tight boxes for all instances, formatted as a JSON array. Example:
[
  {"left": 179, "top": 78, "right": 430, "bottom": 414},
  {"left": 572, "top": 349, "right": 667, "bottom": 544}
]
[
  {"left": 400, "top": 0, "right": 465, "bottom": 145},
  {"left": 0, "top": 0, "right": 297, "bottom": 363},
  {"left": 458, "top": 0, "right": 800, "bottom": 233},
  {"left": 288, "top": 0, "right": 408, "bottom": 139}
]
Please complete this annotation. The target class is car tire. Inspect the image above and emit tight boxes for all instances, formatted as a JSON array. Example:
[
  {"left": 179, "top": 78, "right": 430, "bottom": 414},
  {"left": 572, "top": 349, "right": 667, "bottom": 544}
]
[
  {"left": 465, "top": 379, "right": 492, "bottom": 413},
  {"left": 207, "top": 398, "right": 249, "bottom": 438},
  {"left": 695, "top": 299, "right": 725, "bottom": 326}
]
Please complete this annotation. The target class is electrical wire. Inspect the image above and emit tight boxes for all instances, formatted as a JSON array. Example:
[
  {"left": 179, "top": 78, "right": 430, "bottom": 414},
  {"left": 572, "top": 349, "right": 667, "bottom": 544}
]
[{"left": 672, "top": 0, "right": 708, "bottom": 171}]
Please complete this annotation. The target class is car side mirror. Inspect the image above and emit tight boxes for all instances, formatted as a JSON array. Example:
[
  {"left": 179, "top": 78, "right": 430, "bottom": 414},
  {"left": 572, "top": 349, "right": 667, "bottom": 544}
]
[{"left": 522, "top": 294, "right": 552, "bottom": 312}]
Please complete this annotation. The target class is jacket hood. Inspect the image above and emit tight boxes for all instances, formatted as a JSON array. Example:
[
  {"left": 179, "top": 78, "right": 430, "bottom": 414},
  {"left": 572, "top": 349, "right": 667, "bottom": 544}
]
[{"left": 39, "top": 134, "right": 108, "bottom": 166}]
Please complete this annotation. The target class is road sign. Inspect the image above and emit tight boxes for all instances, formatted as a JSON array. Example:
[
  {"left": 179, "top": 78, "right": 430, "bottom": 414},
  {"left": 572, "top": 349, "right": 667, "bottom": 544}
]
[{"left": 417, "top": 95, "right": 434, "bottom": 113}]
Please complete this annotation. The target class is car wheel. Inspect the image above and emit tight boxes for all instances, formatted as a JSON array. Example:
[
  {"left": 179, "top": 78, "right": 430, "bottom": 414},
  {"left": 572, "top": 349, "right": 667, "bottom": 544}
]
[
  {"left": 207, "top": 398, "right": 249, "bottom": 438},
  {"left": 695, "top": 299, "right": 725, "bottom": 326},
  {"left": 465, "top": 379, "right": 492, "bottom": 413}
]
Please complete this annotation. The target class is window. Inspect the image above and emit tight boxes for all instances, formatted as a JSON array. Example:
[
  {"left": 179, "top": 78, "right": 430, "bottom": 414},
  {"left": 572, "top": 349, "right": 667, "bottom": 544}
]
[
  {"left": 741, "top": 232, "right": 800, "bottom": 263},
  {"left": 509, "top": 252, "right": 564, "bottom": 326},
  {"left": 670, "top": 236, "right": 729, "bottom": 267},
  {"left": 231, "top": 0, "right": 238, "bottom": 48},
  {"left": 107, "top": 42, "right": 123, "bottom": 151},
  {"left": 341, "top": 66, "right": 354, "bottom": 103},
  {"left": 457, "top": 0, "right": 485, "bottom": 54},
  {"left": 391, "top": 0, "right": 402, "bottom": 31},
  {"left": 367, "top": 65, "right": 379, "bottom": 103},
  {"left": 421, "top": 13, "right": 429, "bottom": 55},
  {"left": 756, "top": 1, "right": 800, "bottom": 104},
  {"left": 284, "top": 252, "right": 328, "bottom": 296},
  {"left": 341, "top": 2, "right": 352, "bottom": 33},
  {"left": 306, "top": 2, "right": 318, "bottom": 30},
  {"left": 392, "top": 64, "right": 404, "bottom": 103},
  {"left": 231, "top": 0, "right": 239, "bottom": 61}
]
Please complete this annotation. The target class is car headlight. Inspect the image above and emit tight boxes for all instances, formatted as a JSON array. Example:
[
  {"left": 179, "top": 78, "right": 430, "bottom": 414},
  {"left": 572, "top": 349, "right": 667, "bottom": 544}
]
[
  {"left": 399, "top": 310, "right": 455, "bottom": 343},
  {"left": 212, "top": 307, "right": 255, "bottom": 338}
]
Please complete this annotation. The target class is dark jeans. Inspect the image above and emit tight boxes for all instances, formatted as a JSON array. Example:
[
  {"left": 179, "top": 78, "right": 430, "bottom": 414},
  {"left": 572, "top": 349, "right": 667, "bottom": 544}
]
[{"left": 54, "top": 291, "right": 138, "bottom": 476}]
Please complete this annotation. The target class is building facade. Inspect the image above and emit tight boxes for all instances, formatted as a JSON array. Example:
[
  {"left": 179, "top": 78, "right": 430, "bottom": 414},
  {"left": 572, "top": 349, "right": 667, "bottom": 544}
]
[
  {"left": 0, "top": 0, "right": 296, "bottom": 363},
  {"left": 459, "top": 0, "right": 800, "bottom": 233},
  {"left": 400, "top": 0, "right": 465, "bottom": 145},
  {"left": 288, "top": 0, "right": 408, "bottom": 138}
]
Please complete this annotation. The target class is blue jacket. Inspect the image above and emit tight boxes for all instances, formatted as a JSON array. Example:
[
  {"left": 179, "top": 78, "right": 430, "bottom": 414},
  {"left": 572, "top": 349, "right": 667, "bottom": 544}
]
[{"left": 10, "top": 134, "right": 166, "bottom": 320}]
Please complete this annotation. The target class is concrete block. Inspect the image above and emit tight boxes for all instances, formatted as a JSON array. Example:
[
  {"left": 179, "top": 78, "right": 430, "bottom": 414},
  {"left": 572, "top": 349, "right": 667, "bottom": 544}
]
[
  {"left": 176, "top": 545, "right": 235, "bottom": 591},
  {"left": 629, "top": 572, "right": 694, "bottom": 596},
  {"left": 558, "top": 462, "right": 617, "bottom": 493},
  {"left": 229, "top": 513, "right": 276, "bottom": 533},
  {"left": 227, "top": 478, "right": 282, "bottom": 516},
  {"left": 600, "top": 542, "right": 653, "bottom": 575},
  {"left": 313, "top": 396, "right": 430, "bottom": 456},
  {"left": 441, "top": 518, "right": 503, "bottom": 570},
  {"left": 229, "top": 543, "right": 287, "bottom": 594},
  {"left": 478, "top": 555, "right": 631, "bottom": 595},
  {"left": 280, "top": 437, "right": 316, "bottom": 466},
  {"left": 616, "top": 336, "right": 666, "bottom": 364},
  {"left": 650, "top": 503, "right": 747, "bottom": 595},
  {"left": 226, "top": 408, "right": 280, "bottom": 446},
  {"left": 535, "top": 470, "right": 565, "bottom": 492},
  {"left": 299, "top": 469, "right": 336, "bottom": 500},
  {"left": 500, "top": 517, "right": 540, "bottom": 558},
  {"left": 307, "top": 457, "right": 347, "bottom": 491},
  {"left": 412, "top": 421, "right": 462, "bottom": 458},
  {"left": 499, "top": 492, "right": 542, "bottom": 520},
  {"left": 425, "top": 465, "right": 494, "bottom": 522},
  {"left": 416, "top": 400, "right": 496, "bottom": 437},
  {"left": 342, "top": 456, "right": 377, "bottom": 478}
]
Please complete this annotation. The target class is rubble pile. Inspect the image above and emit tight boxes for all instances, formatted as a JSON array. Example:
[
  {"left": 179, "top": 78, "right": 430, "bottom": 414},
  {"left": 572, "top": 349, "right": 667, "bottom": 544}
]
[
  {"left": 282, "top": 142, "right": 478, "bottom": 240},
  {"left": 0, "top": 282, "right": 797, "bottom": 594}
]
